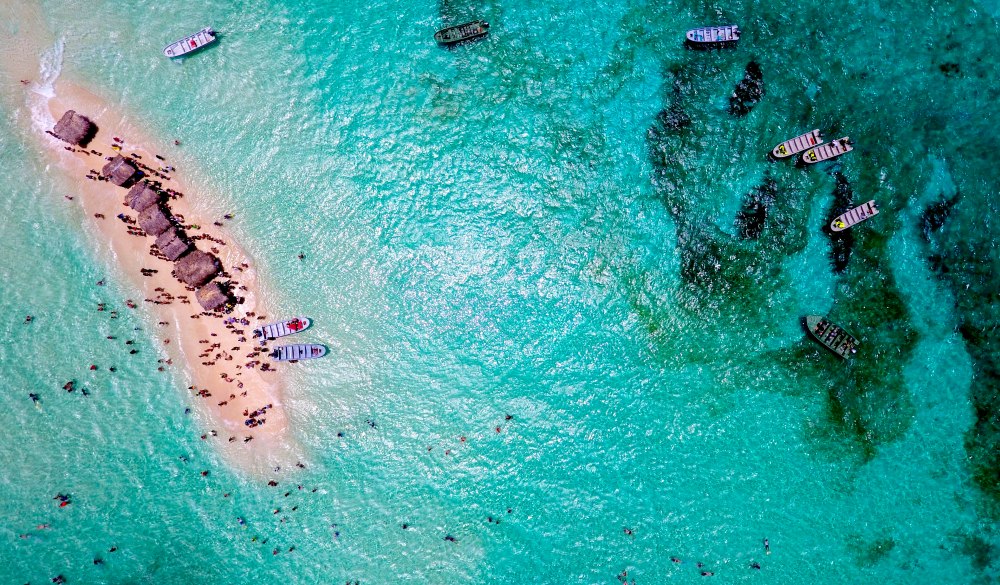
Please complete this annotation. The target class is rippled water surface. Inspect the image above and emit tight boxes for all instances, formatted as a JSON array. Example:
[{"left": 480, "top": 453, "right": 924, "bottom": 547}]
[{"left": 1, "top": 0, "right": 999, "bottom": 583}]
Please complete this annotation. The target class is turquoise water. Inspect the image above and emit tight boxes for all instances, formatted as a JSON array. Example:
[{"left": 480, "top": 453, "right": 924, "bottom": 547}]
[{"left": 2, "top": 0, "right": 999, "bottom": 583}]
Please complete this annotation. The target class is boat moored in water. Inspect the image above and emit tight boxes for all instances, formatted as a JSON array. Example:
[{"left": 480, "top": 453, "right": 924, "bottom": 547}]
[
  {"left": 801, "top": 137, "right": 853, "bottom": 164},
  {"left": 163, "top": 27, "right": 217, "bottom": 58},
  {"left": 269, "top": 344, "right": 327, "bottom": 362},
  {"left": 685, "top": 25, "right": 740, "bottom": 45},
  {"left": 831, "top": 200, "right": 879, "bottom": 232},
  {"left": 805, "top": 315, "right": 858, "bottom": 359},
  {"left": 771, "top": 129, "right": 822, "bottom": 159},
  {"left": 253, "top": 317, "right": 311, "bottom": 343},
  {"left": 434, "top": 20, "right": 490, "bottom": 45}
]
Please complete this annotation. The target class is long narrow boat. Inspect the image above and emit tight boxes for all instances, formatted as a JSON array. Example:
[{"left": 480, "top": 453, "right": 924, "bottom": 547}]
[
  {"left": 801, "top": 137, "right": 853, "bottom": 164},
  {"left": 434, "top": 20, "right": 490, "bottom": 45},
  {"left": 805, "top": 315, "right": 858, "bottom": 359},
  {"left": 771, "top": 129, "right": 822, "bottom": 159},
  {"left": 685, "top": 25, "right": 740, "bottom": 45},
  {"left": 269, "top": 344, "right": 327, "bottom": 362},
  {"left": 831, "top": 200, "right": 879, "bottom": 232},
  {"left": 163, "top": 27, "right": 217, "bottom": 58},
  {"left": 253, "top": 317, "right": 311, "bottom": 342}
]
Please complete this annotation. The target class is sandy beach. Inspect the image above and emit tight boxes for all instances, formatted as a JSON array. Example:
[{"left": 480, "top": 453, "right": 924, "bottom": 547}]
[{"left": 1, "top": 14, "right": 302, "bottom": 477}]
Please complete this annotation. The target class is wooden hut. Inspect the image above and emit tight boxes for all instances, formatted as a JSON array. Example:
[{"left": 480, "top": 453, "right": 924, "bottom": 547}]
[
  {"left": 196, "top": 281, "right": 230, "bottom": 311},
  {"left": 125, "top": 182, "right": 161, "bottom": 212},
  {"left": 154, "top": 227, "right": 191, "bottom": 261},
  {"left": 51, "top": 110, "right": 97, "bottom": 146},
  {"left": 138, "top": 205, "right": 172, "bottom": 236},
  {"left": 173, "top": 250, "right": 220, "bottom": 287},
  {"left": 101, "top": 155, "right": 137, "bottom": 187}
]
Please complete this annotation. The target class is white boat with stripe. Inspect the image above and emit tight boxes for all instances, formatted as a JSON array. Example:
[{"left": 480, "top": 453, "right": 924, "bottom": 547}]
[
  {"left": 254, "top": 317, "right": 311, "bottom": 342},
  {"left": 831, "top": 200, "right": 879, "bottom": 232},
  {"left": 772, "top": 129, "right": 822, "bottom": 159},
  {"left": 163, "top": 27, "right": 217, "bottom": 58},
  {"left": 685, "top": 25, "right": 740, "bottom": 44},
  {"left": 269, "top": 344, "right": 327, "bottom": 362},
  {"left": 801, "top": 137, "right": 853, "bottom": 164}
]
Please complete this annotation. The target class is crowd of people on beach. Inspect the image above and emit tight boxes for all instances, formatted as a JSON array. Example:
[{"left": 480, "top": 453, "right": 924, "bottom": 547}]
[
  {"left": 18, "top": 123, "right": 343, "bottom": 584},
  {"left": 244, "top": 403, "right": 273, "bottom": 428}
]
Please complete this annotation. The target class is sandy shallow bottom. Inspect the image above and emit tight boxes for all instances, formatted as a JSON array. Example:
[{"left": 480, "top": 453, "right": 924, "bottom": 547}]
[{"left": 0, "top": 6, "right": 303, "bottom": 477}]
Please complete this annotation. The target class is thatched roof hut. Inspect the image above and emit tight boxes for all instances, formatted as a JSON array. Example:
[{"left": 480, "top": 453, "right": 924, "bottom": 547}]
[
  {"left": 155, "top": 227, "right": 191, "bottom": 261},
  {"left": 173, "top": 250, "right": 220, "bottom": 287},
  {"left": 51, "top": 110, "right": 97, "bottom": 146},
  {"left": 196, "top": 281, "right": 230, "bottom": 311},
  {"left": 125, "top": 182, "right": 161, "bottom": 212},
  {"left": 138, "top": 205, "right": 172, "bottom": 236},
  {"left": 101, "top": 155, "right": 137, "bottom": 187}
]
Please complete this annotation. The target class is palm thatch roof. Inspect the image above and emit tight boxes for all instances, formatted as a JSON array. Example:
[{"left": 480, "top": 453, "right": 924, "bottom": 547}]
[
  {"left": 101, "top": 155, "right": 137, "bottom": 187},
  {"left": 138, "top": 205, "right": 172, "bottom": 236},
  {"left": 52, "top": 110, "right": 97, "bottom": 146},
  {"left": 155, "top": 227, "right": 191, "bottom": 261},
  {"left": 173, "top": 250, "right": 220, "bottom": 287},
  {"left": 196, "top": 281, "right": 230, "bottom": 311},
  {"left": 125, "top": 182, "right": 161, "bottom": 212}
]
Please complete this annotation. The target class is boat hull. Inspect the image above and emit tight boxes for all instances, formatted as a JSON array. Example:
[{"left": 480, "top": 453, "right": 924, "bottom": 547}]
[
  {"left": 805, "top": 315, "right": 858, "bottom": 359},
  {"left": 771, "top": 129, "right": 822, "bottom": 159},
  {"left": 685, "top": 25, "right": 740, "bottom": 46},
  {"left": 831, "top": 200, "right": 879, "bottom": 232},
  {"left": 434, "top": 20, "right": 490, "bottom": 45},
  {"left": 801, "top": 137, "right": 853, "bottom": 164},
  {"left": 163, "top": 27, "right": 217, "bottom": 58},
  {"left": 270, "top": 344, "right": 327, "bottom": 362},
  {"left": 254, "top": 317, "right": 312, "bottom": 342}
]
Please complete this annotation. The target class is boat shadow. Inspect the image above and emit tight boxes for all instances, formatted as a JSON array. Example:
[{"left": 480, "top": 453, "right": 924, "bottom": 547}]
[{"left": 683, "top": 40, "right": 739, "bottom": 51}]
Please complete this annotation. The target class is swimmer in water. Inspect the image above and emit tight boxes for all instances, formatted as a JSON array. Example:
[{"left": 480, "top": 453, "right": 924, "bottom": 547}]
[{"left": 764, "top": 538, "right": 770, "bottom": 554}]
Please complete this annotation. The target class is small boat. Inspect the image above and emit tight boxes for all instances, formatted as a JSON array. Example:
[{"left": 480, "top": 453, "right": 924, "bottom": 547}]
[
  {"left": 771, "top": 129, "right": 822, "bottom": 159},
  {"left": 685, "top": 25, "right": 740, "bottom": 45},
  {"left": 805, "top": 315, "right": 858, "bottom": 359},
  {"left": 269, "top": 344, "right": 327, "bottom": 362},
  {"left": 434, "top": 20, "right": 490, "bottom": 45},
  {"left": 801, "top": 137, "right": 853, "bottom": 164},
  {"left": 163, "top": 27, "right": 217, "bottom": 58},
  {"left": 831, "top": 200, "right": 879, "bottom": 232},
  {"left": 253, "top": 317, "right": 311, "bottom": 343}
]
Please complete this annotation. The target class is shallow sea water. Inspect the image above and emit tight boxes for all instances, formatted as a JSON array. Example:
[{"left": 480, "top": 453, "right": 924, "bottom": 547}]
[{"left": 1, "top": 0, "right": 998, "bottom": 583}]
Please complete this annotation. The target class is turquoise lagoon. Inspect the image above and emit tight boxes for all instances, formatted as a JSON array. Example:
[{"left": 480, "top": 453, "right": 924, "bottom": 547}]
[{"left": 1, "top": 0, "right": 998, "bottom": 583}]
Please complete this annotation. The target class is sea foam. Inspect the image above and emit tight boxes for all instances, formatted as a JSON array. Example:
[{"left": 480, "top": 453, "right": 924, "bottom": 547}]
[{"left": 28, "top": 37, "right": 63, "bottom": 131}]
